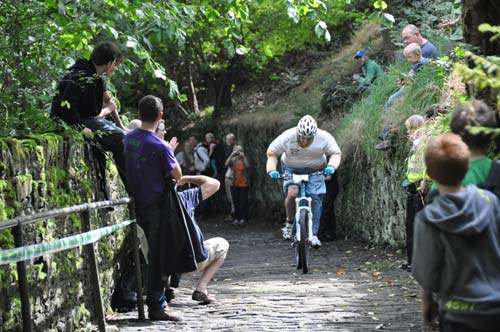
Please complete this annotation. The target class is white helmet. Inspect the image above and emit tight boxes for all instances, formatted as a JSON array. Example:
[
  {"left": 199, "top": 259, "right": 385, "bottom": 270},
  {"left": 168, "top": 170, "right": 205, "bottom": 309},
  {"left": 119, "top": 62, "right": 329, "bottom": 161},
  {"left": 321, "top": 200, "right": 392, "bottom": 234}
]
[{"left": 296, "top": 115, "right": 318, "bottom": 138}]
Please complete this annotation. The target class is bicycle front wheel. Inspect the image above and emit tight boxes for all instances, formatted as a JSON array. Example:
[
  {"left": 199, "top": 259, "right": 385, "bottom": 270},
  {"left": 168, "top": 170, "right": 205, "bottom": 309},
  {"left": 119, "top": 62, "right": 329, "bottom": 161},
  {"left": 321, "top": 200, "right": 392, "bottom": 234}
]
[{"left": 297, "top": 209, "right": 309, "bottom": 274}]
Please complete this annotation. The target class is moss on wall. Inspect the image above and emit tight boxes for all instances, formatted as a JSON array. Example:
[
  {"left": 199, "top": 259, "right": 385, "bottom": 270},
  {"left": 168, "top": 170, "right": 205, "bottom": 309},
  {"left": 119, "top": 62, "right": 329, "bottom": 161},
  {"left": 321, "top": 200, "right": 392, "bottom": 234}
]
[{"left": 0, "top": 133, "right": 128, "bottom": 331}]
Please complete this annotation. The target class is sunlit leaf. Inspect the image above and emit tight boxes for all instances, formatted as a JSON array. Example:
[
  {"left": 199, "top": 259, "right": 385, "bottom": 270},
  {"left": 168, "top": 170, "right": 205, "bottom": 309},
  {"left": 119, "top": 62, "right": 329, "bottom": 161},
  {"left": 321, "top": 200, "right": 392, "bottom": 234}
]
[
  {"left": 373, "top": 0, "right": 388, "bottom": 10},
  {"left": 154, "top": 69, "right": 167, "bottom": 81}
]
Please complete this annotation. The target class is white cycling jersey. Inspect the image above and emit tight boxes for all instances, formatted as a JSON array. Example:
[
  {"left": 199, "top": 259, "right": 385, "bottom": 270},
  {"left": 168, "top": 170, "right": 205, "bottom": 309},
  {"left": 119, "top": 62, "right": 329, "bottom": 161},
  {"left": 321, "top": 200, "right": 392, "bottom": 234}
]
[{"left": 268, "top": 127, "right": 341, "bottom": 170}]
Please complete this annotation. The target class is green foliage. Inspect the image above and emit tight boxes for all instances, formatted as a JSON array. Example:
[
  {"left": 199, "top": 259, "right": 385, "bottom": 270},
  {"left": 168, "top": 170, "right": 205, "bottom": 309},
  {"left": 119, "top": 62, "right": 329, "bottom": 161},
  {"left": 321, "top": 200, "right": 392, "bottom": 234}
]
[
  {"left": 452, "top": 24, "right": 500, "bottom": 148},
  {"left": 1, "top": 0, "right": 361, "bottom": 136},
  {"left": 479, "top": 24, "right": 500, "bottom": 41},
  {"left": 370, "top": 0, "right": 395, "bottom": 28},
  {"left": 337, "top": 59, "right": 445, "bottom": 164},
  {"left": 454, "top": 46, "right": 500, "bottom": 102}
]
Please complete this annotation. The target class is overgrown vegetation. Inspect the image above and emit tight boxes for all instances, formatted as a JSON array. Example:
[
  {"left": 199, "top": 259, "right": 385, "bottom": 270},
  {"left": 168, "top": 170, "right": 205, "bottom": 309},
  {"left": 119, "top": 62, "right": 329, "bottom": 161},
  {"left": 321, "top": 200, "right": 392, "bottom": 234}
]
[{"left": 0, "top": 0, "right": 362, "bottom": 138}]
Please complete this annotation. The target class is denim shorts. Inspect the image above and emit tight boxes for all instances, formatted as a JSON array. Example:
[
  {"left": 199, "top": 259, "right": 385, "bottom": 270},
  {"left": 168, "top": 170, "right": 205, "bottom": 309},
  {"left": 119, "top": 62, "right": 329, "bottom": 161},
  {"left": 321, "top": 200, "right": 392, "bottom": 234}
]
[{"left": 281, "top": 164, "right": 326, "bottom": 196}]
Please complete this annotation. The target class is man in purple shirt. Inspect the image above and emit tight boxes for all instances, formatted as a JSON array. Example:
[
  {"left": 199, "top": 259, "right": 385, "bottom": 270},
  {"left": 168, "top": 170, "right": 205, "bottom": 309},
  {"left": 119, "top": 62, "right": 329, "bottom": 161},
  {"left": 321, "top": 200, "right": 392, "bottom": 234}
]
[{"left": 124, "top": 95, "right": 182, "bottom": 321}]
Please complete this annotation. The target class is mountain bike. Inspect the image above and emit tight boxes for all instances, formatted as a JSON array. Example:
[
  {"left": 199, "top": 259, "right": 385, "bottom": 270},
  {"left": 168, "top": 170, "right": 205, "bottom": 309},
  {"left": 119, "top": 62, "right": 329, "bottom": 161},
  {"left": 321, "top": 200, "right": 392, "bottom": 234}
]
[{"left": 280, "top": 171, "right": 322, "bottom": 274}]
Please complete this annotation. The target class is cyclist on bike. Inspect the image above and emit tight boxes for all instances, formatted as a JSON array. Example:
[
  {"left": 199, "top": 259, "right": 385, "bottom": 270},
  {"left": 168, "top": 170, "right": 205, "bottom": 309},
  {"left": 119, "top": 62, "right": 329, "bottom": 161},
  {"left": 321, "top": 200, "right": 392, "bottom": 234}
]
[{"left": 266, "top": 115, "right": 341, "bottom": 248}]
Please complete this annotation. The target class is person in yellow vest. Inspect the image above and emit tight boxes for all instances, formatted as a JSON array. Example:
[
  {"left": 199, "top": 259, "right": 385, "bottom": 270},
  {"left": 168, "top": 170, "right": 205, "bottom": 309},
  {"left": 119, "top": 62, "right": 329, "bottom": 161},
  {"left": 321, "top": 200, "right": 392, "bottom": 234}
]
[{"left": 402, "top": 114, "right": 429, "bottom": 272}]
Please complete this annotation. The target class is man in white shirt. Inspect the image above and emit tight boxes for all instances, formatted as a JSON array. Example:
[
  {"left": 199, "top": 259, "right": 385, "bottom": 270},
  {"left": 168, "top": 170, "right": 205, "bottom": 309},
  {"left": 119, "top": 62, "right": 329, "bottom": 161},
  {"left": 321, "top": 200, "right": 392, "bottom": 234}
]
[{"left": 266, "top": 115, "right": 341, "bottom": 247}]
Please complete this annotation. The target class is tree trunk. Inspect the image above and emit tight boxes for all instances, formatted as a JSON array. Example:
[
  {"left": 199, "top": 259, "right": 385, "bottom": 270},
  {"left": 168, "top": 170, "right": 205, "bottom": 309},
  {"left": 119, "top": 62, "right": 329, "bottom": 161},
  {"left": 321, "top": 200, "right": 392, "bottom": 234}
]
[
  {"left": 462, "top": 0, "right": 500, "bottom": 55},
  {"left": 205, "top": 69, "right": 233, "bottom": 116},
  {"left": 188, "top": 62, "right": 200, "bottom": 113}
]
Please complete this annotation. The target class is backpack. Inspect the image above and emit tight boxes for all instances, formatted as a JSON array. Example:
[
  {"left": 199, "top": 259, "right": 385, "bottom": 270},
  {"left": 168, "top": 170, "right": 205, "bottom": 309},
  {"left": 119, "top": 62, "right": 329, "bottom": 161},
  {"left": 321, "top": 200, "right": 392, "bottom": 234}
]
[
  {"left": 194, "top": 144, "right": 210, "bottom": 173},
  {"left": 479, "top": 160, "right": 500, "bottom": 200}
]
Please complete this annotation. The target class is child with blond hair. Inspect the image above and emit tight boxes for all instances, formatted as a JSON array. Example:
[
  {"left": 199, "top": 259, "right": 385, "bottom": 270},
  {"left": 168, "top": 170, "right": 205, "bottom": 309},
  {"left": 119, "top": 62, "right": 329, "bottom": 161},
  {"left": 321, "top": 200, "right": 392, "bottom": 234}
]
[
  {"left": 376, "top": 43, "right": 430, "bottom": 150},
  {"left": 401, "top": 114, "right": 428, "bottom": 271}
]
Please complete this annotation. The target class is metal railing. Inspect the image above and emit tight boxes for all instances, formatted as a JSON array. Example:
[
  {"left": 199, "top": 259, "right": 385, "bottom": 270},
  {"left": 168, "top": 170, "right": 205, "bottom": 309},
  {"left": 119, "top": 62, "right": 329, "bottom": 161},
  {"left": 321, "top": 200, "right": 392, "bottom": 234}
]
[{"left": 0, "top": 197, "right": 145, "bottom": 332}]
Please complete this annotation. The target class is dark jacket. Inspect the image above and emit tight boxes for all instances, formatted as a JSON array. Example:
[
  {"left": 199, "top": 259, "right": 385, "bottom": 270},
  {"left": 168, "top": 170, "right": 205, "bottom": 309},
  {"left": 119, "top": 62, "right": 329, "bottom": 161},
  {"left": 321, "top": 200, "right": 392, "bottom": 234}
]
[
  {"left": 159, "top": 186, "right": 204, "bottom": 274},
  {"left": 412, "top": 185, "right": 500, "bottom": 328},
  {"left": 51, "top": 59, "right": 105, "bottom": 125}
]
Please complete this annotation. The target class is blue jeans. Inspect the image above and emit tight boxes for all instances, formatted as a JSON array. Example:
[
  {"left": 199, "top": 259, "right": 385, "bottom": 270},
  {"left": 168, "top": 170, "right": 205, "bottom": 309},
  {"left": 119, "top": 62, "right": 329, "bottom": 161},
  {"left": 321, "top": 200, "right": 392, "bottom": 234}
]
[
  {"left": 136, "top": 196, "right": 167, "bottom": 310},
  {"left": 281, "top": 164, "right": 326, "bottom": 236},
  {"left": 385, "top": 88, "right": 404, "bottom": 110}
]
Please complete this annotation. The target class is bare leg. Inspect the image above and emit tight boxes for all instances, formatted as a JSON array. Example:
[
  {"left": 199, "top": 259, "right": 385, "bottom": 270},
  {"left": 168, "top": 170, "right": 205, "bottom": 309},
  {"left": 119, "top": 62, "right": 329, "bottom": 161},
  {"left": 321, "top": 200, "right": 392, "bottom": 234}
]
[
  {"left": 195, "top": 254, "right": 227, "bottom": 293},
  {"left": 285, "top": 185, "right": 299, "bottom": 222}
]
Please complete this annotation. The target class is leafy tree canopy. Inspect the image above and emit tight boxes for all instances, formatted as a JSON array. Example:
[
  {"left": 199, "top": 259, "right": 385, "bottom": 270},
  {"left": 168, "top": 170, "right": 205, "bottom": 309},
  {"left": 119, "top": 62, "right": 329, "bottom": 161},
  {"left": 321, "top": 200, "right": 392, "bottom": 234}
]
[{"left": 0, "top": 0, "right": 360, "bottom": 137}]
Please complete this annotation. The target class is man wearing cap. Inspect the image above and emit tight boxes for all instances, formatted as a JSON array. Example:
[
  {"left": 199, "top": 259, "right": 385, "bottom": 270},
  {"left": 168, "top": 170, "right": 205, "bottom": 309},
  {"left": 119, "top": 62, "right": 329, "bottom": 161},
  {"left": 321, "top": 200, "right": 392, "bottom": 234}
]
[{"left": 352, "top": 50, "right": 383, "bottom": 92}]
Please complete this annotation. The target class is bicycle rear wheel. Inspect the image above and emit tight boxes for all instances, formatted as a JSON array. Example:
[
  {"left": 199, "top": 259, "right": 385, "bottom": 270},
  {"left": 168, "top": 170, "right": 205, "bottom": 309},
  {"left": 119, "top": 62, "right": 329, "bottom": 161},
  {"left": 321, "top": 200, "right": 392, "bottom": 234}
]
[{"left": 296, "top": 209, "right": 309, "bottom": 274}]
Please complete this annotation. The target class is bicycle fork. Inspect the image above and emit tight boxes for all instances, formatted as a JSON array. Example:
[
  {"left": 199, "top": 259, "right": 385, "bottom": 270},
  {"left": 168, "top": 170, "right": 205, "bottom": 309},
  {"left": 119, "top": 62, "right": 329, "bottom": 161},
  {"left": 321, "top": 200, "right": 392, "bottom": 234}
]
[{"left": 294, "top": 196, "right": 313, "bottom": 243}]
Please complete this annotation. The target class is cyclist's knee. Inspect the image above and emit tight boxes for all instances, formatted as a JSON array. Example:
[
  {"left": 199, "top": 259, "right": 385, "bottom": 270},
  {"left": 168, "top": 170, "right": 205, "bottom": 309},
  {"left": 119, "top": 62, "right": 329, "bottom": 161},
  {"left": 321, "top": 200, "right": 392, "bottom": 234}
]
[{"left": 286, "top": 185, "right": 299, "bottom": 198}]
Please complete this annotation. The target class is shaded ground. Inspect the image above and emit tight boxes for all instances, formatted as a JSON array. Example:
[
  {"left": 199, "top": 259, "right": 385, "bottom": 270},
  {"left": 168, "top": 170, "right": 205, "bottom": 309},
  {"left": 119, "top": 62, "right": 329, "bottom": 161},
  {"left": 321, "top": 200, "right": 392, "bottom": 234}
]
[{"left": 108, "top": 218, "right": 433, "bottom": 332}]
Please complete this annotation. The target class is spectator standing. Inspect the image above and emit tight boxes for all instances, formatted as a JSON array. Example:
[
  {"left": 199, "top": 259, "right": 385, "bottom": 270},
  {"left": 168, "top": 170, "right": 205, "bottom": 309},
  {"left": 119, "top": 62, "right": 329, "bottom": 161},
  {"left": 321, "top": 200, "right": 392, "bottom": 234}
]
[
  {"left": 154, "top": 119, "right": 166, "bottom": 140},
  {"left": 194, "top": 137, "right": 210, "bottom": 175},
  {"left": 51, "top": 41, "right": 127, "bottom": 197},
  {"left": 401, "top": 115, "right": 428, "bottom": 271},
  {"left": 352, "top": 50, "right": 383, "bottom": 93},
  {"left": 225, "top": 145, "right": 250, "bottom": 225},
  {"left": 176, "top": 175, "right": 230, "bottom": 304},
  {"left": 401, "top": 24, "right": 440, "bottom": 58},
  {"left": 205, "top": 132, "right": 225, "bottom": 178},
  {"left": 412, "top": 133, "right": 500, "bottom": 330},
  {"left": 124, "top": 95, "right": 182, "bottom": 321},
  {"left": 428, "top": 100, "right": 497, "bottom": 196},
  {"left": 223, "top": 133, "right": 237, "bottom": 218},
  {"left": 128, "top": 119, "right": 141, "bottom": 130},
  {"left": 203, "top": 132, "right": 225, "bottom": 215},
  {"left": 450, "top": 100, "right": 496, "bottom": 185},
  {"left": 318, "top": 171, "right": 340, "bottom": 242},
  {"left": 176, "top": 141, "right": 196, "bottom": 176}
]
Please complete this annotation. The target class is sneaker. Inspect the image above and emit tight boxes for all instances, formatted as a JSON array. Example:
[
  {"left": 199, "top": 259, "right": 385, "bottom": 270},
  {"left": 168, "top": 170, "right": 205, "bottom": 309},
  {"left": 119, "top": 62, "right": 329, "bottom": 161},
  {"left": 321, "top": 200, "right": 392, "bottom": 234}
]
[
  {"left": 149, "top": 306, "right": 182, "bottom": 321},
  {"left": 375, "top": 140, "right": 392, "bottom": 151},
  {"left": 401, "top": 263, "right": 412, "bottom": 272},
  {"left": 232, "top": 219, "right": 240, "bottom": 225},
  {"left": 311, "top": 236, "right": 322, "bottom": 248},
  {"left": 192, "top": 290, "right": 215, "bottom": 305},
  {"left": 281, "top": 223, "right": 292, "bottom": 241},
  {"left": 238, "top": 219, "right": 246, "bottom": 225}
]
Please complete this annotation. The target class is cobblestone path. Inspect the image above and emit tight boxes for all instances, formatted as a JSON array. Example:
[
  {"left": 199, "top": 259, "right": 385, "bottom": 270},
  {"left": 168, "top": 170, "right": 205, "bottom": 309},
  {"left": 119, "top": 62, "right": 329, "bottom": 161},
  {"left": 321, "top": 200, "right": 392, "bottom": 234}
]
[{"left": 108, "top": 219, "right": 432, "bottom": 332}]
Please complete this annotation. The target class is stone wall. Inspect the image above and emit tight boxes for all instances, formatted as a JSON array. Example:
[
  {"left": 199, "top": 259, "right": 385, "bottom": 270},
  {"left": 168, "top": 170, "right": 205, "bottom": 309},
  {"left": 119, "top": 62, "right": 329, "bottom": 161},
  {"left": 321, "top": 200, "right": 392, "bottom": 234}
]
[
  {"left": 0, "top": 133, "right": 128, "bottom": 332},
  {"left": 335, "top": 155, "right": 406, "bottom": 246},
  {"left": 217, "top": 114, "right": 407, "bottom": 247},
  {"left": 0, "top": 116, "right": 408, "bottom": 330}
]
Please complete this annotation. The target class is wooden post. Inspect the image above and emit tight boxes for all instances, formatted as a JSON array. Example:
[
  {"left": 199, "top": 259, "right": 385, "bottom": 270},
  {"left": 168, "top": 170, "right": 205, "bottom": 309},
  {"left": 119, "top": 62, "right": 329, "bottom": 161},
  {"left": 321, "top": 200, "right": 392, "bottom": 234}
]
[
  {"left": 13, "top": 224, "right": 33, "bottom": 332},
  {"left": 81, "top": 209, "right": 106, "bottom": 332},
  {"left": 129, "top": 200, "right": 145, "bottom": 320}
]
